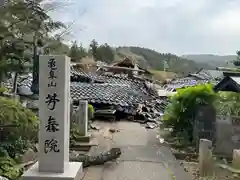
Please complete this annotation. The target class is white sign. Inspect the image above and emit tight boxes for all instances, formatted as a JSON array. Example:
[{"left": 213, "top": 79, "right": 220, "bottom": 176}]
[{"left": 38, "top": 55, "right": 70, "bottom": 173}]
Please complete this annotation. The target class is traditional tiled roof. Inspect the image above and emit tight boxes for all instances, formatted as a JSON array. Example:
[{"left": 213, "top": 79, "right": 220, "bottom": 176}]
[
  {"left": 164, "top": 77, "right": 210, "bottom": 90},
  {"left": 163, "top": 75, "right": 221, "bottom": 91},
  {"left": 70, "top": 69, "right": 160, "bottom": 114},
  {"left": 71, "top": 82, "right": 146, "bottom": 106},
  {"left": 188, "top": 68, "right": 223, "bottom": 80},
  {"left": 214, "top": 76, "right": 240, "bottom": 92}
]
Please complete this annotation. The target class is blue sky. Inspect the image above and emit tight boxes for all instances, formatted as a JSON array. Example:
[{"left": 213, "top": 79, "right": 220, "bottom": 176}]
[{"left": 50, "top": 0, "right": 240, "bottom": 55}]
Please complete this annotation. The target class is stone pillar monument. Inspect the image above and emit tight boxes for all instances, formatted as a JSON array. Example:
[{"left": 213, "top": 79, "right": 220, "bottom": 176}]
[
  {"left": 22, "top": 55, "right": 83, "bottom": 180},
  {"left": 78, "top": 100, "right": 88, "bottom": 137},
  {"left": 75, "top": 100, "right": 90, "bottom": 142}
]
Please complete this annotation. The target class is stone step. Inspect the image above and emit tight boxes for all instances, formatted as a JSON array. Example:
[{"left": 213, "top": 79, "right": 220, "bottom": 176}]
[
  {"left": 70, "top": 139, "right": 98, "bottom": 152},
  {"left": 75, "top": 135, "right": 91, "bottom": 142}
]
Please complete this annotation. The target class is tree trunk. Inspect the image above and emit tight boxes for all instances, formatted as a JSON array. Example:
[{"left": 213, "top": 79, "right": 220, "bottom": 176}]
[
  {"left": 31, "top": 38, "right": 39, "bottom": 94},
  {"left": 0, "top": 72, "right": 5, "bottom": 88},
  {"left": 70, "top": 147, "right": 121, "bottom": 168},
  {"left": 12, "top": 72, "right": 18, "bottom": 94},
  {"left": 0, "top": 38, "right": 5, "bottom": 88}
]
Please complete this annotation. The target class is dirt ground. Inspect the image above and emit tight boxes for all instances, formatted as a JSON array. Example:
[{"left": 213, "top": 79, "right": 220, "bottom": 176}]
[{"left": 182, "top": 162, "right": 240, "bottom": 180}]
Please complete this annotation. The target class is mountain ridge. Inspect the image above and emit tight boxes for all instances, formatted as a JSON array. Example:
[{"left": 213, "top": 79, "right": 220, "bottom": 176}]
[
  {"left": 114, "top": 46, "right": 213, "bottom": 75},
  {"left": 182, "top": 54, "right": 236, "bottom": 68}
]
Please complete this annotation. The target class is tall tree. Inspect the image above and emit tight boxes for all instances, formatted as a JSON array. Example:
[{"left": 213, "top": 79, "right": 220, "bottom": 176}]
[
  {"left": 68, "top": 41, "right": 79, "bottom": 62},
  {"left": 0, "top": 0, "right": 66, "bottom": 92},
  {"left": 89, "top": 39, "right": 98, "bottom": 60},
  {"left": 78, "top": 43, "right": 87, "bottom": 59},
  {"left": 234, "top": 50, "right": 240, "bottom": 66},
  {"left": 68, "top": 41, "right": 87, "bottom": 62},
  {"left": 0, "top": 0, "right": 36, "bottom": 89},
  {"left": 29, "top": 0, "right": 65, "bottom": 95},
  {"left": 46, "top": 38, "right": 69, "bottom": 55},
  {"left": 97, "top": 43, "right": 114, "bottom": 63}
]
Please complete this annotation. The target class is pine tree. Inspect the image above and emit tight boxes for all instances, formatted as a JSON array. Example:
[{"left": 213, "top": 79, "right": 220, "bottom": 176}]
[{"left": 89, "top": 39, "right": 98, "bottom": 60}]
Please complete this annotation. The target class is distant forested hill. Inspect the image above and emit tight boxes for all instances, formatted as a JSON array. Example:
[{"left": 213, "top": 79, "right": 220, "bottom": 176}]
[
  {"left": 66, "top": 41, "right": 216, "bottom": 75},
  {"left": 182, "top": 54, "right": 236, "bottom": 68},
  {"left": 114, "top": 46, "right": 211, "bottom": 75}
]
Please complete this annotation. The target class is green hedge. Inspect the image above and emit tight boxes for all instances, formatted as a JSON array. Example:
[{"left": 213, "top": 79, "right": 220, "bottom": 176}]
[
  {"left": 0, "top": 97, "right": 38, "bottom": 179},
  {"left": 88, "top": 104, "right": 95, "bottom": 120},
  {"left": 163, "top": 84, "right": 216, "bottom": 141},
  {"left": 0, "top": 148, "right": 23, "bottom": 180},
  {"left": 0, "top": 87, "right": 7, "bottom": 95},
  {"left": 0, "top": 97, "right": 38, "bottom": 142},
  {"left": 0, "top": 97, "right": 38, "bottom": 159}
]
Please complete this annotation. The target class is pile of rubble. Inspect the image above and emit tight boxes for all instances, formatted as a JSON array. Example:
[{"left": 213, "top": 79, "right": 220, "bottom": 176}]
[
  {"left": 163, "top": 78, "right": 210, "bottom": 91},
  {"left": 163, "top": 69, "right": 222, "bottom": 92},
  {"left": 2, "top": 67, "right": 170, "bottom": 125}
]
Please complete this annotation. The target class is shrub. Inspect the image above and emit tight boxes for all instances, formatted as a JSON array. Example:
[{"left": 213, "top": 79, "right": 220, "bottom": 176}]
[
  {"left": 88, "top": 104, "right": 95, "bottom": 120},
  {"left": 0, "top": 148, "right": 23, "bottom": 179},
  {"left": 163, "top": 84, "right": 216, "bottom": 141},
  {"left": 0, "top": 87, "right": 7, "bottom": 95},
  {"left": 214, "top": 91, "right": 240, "bottom": 116},
  {"left": 0, "top": 97, "right": 38, "bottom": 158},
  {"left": 70, "top": 122, "right": 80, "bottom": 146},
  {"left": 1, "top": 137, "right": 33, "bottom": 161}
]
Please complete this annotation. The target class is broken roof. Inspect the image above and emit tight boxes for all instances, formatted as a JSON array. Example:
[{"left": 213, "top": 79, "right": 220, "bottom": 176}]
[
  {"left": 214, "top": 76, "right": 240, "bottom": 92},
  {"left": 112, "top": 57, "right": 136, "bottom": 68},
  {"left": 71, "top": 82, "right": 147, "bottom": 106},
  {"left": 188, "top": 68, "right": 223, "bottom": 80},
  {"left": 111, "top": 57, "right": 152, "bottom": 75},
  {"left": 3, "top": 67, "right": 168, "bottom": 115},
  {"left": 164, "top": 77, "right": 210, "bottom": 91}
]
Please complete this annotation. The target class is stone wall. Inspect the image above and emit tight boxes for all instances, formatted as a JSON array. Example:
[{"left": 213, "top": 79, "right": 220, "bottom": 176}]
[
  {"left": 215, "top": 115, "right": 240, "bottom": 155},
  {"left": 194, "top": 104, "right": 216, "bottom": 150}
]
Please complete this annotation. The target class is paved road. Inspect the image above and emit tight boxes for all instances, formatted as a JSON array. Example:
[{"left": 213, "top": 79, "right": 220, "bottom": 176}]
[{"left": 83, "top": 121, "right": 192, "bottom": 180}]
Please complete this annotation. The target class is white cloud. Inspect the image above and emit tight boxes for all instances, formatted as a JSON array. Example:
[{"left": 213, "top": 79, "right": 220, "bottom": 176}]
[
  {"left": 210, "top": 9, "right": 240, "bottom": 36},
  {"left": 51, "top": 0, "right": 240, "bottom": 55}
]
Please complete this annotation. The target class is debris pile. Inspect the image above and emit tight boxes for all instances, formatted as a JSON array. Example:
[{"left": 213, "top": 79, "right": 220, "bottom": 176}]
[
  {"left": 2, "top": 66, "right": 169, "bottom": 126},
  {"left": 70, "top": 68, "right": 168, "bottom": 122},
  {"left": 163, "top": 69, "right": 222, "bottom": 92},
  {"left": 163, "top": 78, "right": 210, "bottom": 91}
]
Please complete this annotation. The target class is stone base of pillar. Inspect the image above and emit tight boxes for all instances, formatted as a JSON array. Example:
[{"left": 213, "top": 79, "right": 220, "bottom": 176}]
[
  {"left": 22, "top": 161, "right": 83, "bottom": 180},
  {"left": 70, "top": 138, "right": 98, "bottom": 152},
  {"left": 75, "top": 134, "right": 90, "bottom": 143}
]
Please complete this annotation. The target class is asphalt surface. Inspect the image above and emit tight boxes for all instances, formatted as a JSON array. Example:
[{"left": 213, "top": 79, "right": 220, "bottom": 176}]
[{"left": 82, "top": 121, "right": 192, "bottom": 180}]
